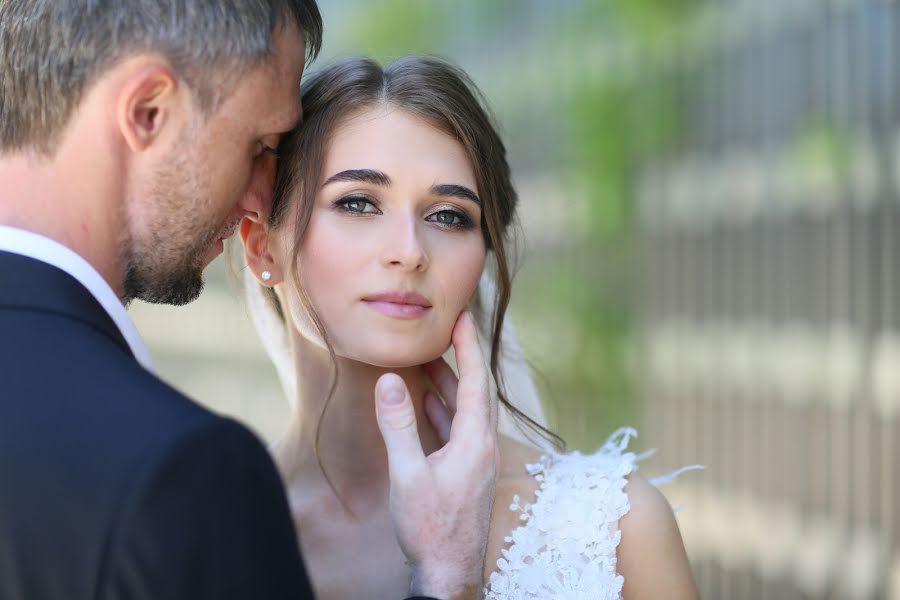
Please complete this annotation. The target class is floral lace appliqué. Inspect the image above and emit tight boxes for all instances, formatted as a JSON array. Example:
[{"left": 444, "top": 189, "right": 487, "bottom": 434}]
[{"left": 484, "top": 427, "right": 642, "bottom": 600}]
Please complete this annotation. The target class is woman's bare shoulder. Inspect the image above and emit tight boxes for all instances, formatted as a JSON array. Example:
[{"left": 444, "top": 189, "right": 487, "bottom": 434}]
[
  {"left": 618, "top": 474, "right": 699, "bottom": 599},
  {"left": 497, "top": 435, "right": 545, "bottom": 479}
]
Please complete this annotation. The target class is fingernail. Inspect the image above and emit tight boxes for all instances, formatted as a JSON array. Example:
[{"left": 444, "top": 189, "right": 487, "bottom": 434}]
[{"left": 382, "top": 385, "right": 405, "bottom": 406}]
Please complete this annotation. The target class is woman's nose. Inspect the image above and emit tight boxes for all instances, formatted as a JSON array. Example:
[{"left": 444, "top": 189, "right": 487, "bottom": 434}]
[{"left": 379, "top": 214, "right": 429, "bottom": 272}]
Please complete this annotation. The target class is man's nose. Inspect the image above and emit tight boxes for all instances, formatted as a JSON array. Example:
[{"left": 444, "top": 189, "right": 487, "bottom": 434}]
[{"left": 238, "top": 153, "right": 278, "bottom": 223}]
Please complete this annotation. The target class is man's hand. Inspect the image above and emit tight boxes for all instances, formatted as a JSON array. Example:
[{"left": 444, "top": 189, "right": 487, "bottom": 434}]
[{"left": 374, "top": 311, "right": 498, "bottom": 600}]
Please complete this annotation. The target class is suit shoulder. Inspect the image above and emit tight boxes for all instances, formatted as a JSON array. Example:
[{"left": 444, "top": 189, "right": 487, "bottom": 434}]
[
  {"left": 108, "top": 413, "right": 283, "bottom": 546},
  {"left": 154, "top": 413, "right": 273, "bottom": 471},
  {"left": 99, "top": 417, "right": 309, "bottom": 600}
]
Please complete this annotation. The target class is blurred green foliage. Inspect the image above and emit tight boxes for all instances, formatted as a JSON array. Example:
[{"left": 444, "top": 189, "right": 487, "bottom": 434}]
[
  {"left": 793, "top": 120, "right": 853, "bottom": 191},
  {"left": 345, "top": 0, "right": 450, "bottom": 57},
  {"left": 607, "top": 0, "right": 701, "bottom": 40}
]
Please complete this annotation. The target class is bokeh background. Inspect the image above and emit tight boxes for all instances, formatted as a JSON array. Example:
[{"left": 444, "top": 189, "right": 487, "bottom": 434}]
[{"left": 131, "top": 0, "right": 900, "bottom": 597}]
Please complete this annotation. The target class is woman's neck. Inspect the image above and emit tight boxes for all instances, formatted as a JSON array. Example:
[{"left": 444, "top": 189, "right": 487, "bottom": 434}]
[{"left": 276, "top": 330, "right": 444, "bottom": 515}]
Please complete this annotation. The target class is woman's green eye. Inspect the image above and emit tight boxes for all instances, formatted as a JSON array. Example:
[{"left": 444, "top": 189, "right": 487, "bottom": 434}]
[
  {"left": 428, "top": 209, "right": 472, "bottom": 228},
  {"left": 335, "top": 196, "right": 379, "bottom": 214},
  {"left": 434, "top": 211, "right": 460, "bottom": 225}
]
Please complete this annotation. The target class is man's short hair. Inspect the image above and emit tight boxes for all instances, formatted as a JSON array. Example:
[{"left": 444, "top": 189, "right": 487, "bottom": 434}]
[{"left": 0, "top": 0, "right": 322, "bottom": 155}]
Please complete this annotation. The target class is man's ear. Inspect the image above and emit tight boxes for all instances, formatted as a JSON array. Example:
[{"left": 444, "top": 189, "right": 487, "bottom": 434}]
[
  {"left": 240, "top": 217, "right": 283, "bottom": 285},
  {"left": 116, "top": 63, "right": 181, "bottom": 152}
]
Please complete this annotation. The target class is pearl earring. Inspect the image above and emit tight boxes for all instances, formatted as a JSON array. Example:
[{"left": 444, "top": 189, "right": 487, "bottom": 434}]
[{"left": 261, "top": 270, "right": 272, "bottom": 282}]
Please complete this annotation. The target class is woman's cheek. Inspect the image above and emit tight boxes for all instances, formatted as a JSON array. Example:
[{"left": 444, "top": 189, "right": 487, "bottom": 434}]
[
  {"left": 301, "top": 218, "right": 362, "bottom": 294},
  {"left": 291, "top": 220, "right": 356, "bottom": 343},
  {"left": 446, "top": 242, "right": 486, "bottom": 314}
]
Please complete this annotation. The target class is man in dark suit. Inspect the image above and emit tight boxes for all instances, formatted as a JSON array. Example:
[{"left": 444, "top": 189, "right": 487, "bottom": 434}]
[{"left": 0, "top": 2, "right": 499, "bottom": 599}]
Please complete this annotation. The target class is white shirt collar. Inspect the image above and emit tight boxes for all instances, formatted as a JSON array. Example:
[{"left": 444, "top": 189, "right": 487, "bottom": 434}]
[{"left": 0, "top": 225, "right": 155, "bottom": 373}]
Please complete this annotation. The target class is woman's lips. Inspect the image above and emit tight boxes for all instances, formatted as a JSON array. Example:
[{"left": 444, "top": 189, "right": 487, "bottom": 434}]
[{"left": 362, "top": 290, "right": 432, "bottom": 320}]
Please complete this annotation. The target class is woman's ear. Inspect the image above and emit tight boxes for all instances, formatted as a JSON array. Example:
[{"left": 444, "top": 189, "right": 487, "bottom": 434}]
[{"left": 240, "top": 217, "right": 283, "bottom": 286}]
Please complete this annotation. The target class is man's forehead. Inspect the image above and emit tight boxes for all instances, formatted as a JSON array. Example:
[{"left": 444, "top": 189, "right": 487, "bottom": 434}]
[
  {"left": 273, "top": 21, "right": 306, "bottom": 78},
  {"left": 276, "top": 65, "right": 303, "bottom": 130},
  {"left": 280, "top": 101, "right": 303, "bottom": 133},
  {"left": 270, "top": 23, "right": 305, "bottom": 130}
]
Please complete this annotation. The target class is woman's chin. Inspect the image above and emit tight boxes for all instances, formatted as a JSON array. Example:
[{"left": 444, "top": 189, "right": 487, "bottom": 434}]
[{"left": 344, "top": 344, "right": 450, "bottom": 370}]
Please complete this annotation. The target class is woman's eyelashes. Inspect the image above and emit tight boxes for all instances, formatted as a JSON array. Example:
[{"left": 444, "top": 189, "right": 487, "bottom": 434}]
[
  {"left": 425, "top": 207, "right": 474, "bottom": 229},
  {"left": 334, "top": 194, "right": 380, "bottom": 214},
  {"left": 331, "top": 195, "right": 477, "bottom": 230}
]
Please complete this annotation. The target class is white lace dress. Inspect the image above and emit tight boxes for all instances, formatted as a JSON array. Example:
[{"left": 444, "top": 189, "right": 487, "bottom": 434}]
[{"left": 484, "top": 428, "right": 694, "bottom": 600}]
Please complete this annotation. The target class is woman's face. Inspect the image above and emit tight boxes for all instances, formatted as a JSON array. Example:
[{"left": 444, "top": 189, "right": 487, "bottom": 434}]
[{"left": 281, "top": 107, "right": 486, "bottom": 367}]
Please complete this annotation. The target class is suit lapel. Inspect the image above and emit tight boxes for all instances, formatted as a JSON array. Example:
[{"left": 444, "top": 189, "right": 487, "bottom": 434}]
[{"left": 0, "top": 251, "right": 134, "bottom": 357}]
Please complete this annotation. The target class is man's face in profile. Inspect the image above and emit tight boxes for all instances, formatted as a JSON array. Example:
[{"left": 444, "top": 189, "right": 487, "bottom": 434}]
[{"left": 123, "top": 22, "right": 305, "bottom": 306}]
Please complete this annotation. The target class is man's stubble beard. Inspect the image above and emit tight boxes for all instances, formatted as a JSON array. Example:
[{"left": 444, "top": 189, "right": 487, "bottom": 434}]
[{"left": 122, "top": 143, "right": 221, "bottom": 306}]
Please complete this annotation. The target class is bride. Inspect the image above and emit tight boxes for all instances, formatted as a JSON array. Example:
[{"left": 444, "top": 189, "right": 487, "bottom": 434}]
[{"left": 239, "top": 55, "right": 698, "bottom": 599}]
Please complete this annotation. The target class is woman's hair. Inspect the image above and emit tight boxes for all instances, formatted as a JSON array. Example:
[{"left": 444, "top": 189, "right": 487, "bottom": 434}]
[{"left": 267, "top": 56, "right": 562, "bottom": 461}]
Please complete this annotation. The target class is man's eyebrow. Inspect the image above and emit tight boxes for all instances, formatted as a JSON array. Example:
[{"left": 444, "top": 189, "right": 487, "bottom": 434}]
[
  {"left": 431, "top": 184, "right": 481, "bottom": 206},
  {"left": 323, "top": 169, "right": 392, "bottom": 186}
]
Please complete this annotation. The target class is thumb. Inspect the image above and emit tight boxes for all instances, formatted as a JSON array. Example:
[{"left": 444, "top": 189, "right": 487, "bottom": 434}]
[{"left": 375, "top": 373, "right": 427, "bottom": 478}]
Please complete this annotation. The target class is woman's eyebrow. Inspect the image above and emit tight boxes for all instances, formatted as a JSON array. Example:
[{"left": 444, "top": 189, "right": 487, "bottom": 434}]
[
  {"left": 323, "top": 169, "right": 392, "bottom": 186},
  {"left": 431, "top": 183, "right": 481, "bottom": 207},
  {"left": 322, "top": 171, "right": 480, "bottom": 206}
]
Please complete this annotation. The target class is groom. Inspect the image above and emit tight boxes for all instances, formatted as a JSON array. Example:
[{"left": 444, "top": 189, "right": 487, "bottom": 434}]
[{"left": 0, "top": 2, "right": 498, "bottom": 600}]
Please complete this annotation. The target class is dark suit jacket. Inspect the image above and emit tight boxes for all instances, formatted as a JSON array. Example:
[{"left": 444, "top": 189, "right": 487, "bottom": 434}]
[{"left": 0, "top": 251, "right": 315, "bottom": 599}]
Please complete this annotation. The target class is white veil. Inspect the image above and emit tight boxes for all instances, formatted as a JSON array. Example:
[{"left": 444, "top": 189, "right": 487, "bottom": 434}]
[{"left": 243, "top": 268, "right": 552, "bottom": 450}]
